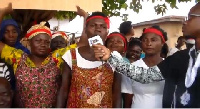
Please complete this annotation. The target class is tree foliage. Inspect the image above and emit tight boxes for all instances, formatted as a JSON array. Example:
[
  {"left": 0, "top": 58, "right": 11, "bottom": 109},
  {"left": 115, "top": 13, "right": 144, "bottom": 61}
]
[
  {"left": 55, "top": 11, "right": 77, "bottom": 20},
  {"left": 3, "top": 0, "right": 200, "bottom": 38},
  {"left": 4, "top": 0, "right": 200, "bottom": 21},
  {"left": 54, "top": 0, "right": 199, "bottom": 21},
  {"left": 104, "top": 0, "right": 199, "bottom": 16}
]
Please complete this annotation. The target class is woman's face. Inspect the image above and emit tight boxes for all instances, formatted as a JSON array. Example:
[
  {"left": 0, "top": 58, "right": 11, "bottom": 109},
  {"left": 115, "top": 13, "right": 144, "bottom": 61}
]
[
  {"left": 141, "top": 32, "right": 164, "bottom": 56},
  {"left": 29, "top": 33, "right": 51, "bottom": 57},
  {"left": 106, "top": 35, "right": 125, "bottom": 54},
  {"left": 50, "top": 36, "right": 67, "bottom": 51},
  {"left": 126, "top": 45, "right": 142, "bottom": 62},
  {"left": 3, "top": 25, "right": 18, "bottom": 47},
  {"left": 85, "top": 18, "right": 108, "bottom": 42},
  {"left": 0, "top": 78, "right": 12, "bottom": 108}
]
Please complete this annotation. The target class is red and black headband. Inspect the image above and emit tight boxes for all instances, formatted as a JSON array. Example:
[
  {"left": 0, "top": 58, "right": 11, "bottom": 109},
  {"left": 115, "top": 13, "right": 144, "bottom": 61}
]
[
  {"left": 26, "top": 22, "right": 52, "bottom": 39},
  {"left": 86, "top": 16, "right": 110, "bottom": 29},
  {"left": 107, "top": 33, "right": 127, "bottom": 51},
  {"left": 143, "top": 28, "right": 165, "bottom": 42}
]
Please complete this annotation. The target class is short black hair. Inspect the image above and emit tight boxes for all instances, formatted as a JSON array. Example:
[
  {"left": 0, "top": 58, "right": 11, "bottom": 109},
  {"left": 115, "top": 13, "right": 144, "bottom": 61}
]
[
  {"left": 161, "top": 43, "right": 169, "bottom": 58},
  {"left": 105, "top": 32, "right": 127, "bottom": 49},
  {"left": 86, "top": 12, "right": 107, "bottom": 21},
  {"left": 140, "top": 25, "right": 168, "bottom": 42},
  {"left": 128, "top": 38, "right": 141, "bottom": 49},
  {"left": 119, "top": 21, "right": 132, "bottom": 35},
  {"left": 45, "top": 21, "right": 50, "bottom": 28},
  {"left": 142, "top": 28, "right": 146, "bottom": 32},
  {"left": 177, "top": 36, "right": 185, "bottom": 42}
]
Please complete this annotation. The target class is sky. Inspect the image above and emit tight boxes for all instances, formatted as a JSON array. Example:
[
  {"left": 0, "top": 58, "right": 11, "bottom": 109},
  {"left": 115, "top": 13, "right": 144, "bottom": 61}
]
[
  {"left": 109, "top": 0, "right": 196, "bottom": 32},
  {"left": 50, "top": 0, "right": 196, "bottom": 36}
]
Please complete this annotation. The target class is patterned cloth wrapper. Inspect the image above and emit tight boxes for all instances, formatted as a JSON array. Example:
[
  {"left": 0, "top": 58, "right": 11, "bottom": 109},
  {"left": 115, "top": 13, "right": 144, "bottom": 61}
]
[
  {"left": 67, "top": 49, "right": 114, "bottom": 108},
  {"left": 108, "top": 51, "right": 164, "bottom": 84},
  {"left": 1, "top": 44, "right": 77, "bottom": 108}
]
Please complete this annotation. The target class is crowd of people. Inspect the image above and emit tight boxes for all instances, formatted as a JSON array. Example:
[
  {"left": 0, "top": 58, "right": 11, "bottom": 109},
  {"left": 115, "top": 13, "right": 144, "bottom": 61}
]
[{"left": 0, "top": 2, "right": 200, "bottom": 108}]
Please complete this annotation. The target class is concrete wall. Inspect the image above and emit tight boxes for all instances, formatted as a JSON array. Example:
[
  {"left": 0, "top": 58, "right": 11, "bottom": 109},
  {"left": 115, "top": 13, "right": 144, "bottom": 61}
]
[{"left": 133, "top": 22, "right": 184, "bottom": 49}]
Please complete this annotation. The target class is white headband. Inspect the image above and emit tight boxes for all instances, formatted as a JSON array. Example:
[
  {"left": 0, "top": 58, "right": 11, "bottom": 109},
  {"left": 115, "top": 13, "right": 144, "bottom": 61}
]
[{"left": 186, "top": 39, "right": 195, "bottom": 44}]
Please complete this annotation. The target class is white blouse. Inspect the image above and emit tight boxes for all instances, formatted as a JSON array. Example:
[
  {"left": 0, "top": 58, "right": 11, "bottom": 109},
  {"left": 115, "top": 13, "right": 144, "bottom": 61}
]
[
  {"left": 62, "top": 48, "right": 114, "bottom": 71},
  {"left": 131, "top": 59, "right": 165, "bottom": 108}
]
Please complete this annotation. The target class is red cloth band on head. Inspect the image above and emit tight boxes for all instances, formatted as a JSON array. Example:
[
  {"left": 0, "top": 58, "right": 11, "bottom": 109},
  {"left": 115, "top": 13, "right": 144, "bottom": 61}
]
[
  {"left": 52, "top": 31, "right": 67, "bottom": 37},
  {"left": 107, "top": 33, "right": 127, "bottom": 52},
  {"left": 143, "top": 28, "right": 165, "bottom": 42},
  {"left": 26, "top": 29, "right": 52, "bottom": 39},
  {"left": 86, "top": 16, "right": 110, "bottom": 29}
]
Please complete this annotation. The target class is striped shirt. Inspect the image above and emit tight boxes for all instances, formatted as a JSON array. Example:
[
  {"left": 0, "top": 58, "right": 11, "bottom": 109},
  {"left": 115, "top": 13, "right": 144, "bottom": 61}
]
[{"left": 0, "top": 62, "right": 11, "bottom": 81}]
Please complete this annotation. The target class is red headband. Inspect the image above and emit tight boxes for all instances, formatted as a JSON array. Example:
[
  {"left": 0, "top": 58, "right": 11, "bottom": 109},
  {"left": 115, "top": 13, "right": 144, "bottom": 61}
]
[
  {"left": 26, "top": 29, "right": 52, "bottom": 39},
  {"left": 86, "top": 16, "right": 110, "bottom": 29},
  {"left": 52, "top": 31, "right": 67, "bottom": 37},
  {"left": 107, "top": 33, "right": 127, "bottom": 52},
  {"left": 143, "top": 28, "right": 165, "bottom": 42}
]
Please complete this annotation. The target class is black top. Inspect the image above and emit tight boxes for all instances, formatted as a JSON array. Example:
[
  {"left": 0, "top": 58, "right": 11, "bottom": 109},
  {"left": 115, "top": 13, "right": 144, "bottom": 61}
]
[
  {"left": 108, "top": 49, "right": 200, "bottom": 108},
  {"left": 158, "top": 49, "right": 200, "bottom": 108}
]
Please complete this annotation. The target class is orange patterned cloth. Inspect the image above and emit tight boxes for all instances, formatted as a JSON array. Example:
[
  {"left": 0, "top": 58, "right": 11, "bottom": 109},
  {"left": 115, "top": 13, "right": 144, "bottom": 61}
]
[
  {"left": 67, "top": 49, "right": 114, "bottom": 108},
  {"left": 14, "top": 54, "right": 61, "bottom": 108}
]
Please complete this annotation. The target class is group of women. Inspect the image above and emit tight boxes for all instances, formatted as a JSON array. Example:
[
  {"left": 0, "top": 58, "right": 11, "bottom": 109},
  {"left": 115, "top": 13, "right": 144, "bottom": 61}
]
[{"left": 0, "top": 3, "right": 172, "bottom": 108}]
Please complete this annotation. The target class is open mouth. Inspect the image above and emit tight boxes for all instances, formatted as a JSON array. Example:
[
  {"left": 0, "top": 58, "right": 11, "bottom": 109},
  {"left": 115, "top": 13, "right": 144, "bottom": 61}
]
[{"left": 109, "top": 47, "right": 120, "bottom": 51}]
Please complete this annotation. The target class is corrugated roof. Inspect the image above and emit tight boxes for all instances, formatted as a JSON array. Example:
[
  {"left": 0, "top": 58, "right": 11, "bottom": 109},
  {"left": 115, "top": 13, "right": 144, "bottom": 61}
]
[{"left": 132, "top": 15, "right": 185, "bottom": 27}]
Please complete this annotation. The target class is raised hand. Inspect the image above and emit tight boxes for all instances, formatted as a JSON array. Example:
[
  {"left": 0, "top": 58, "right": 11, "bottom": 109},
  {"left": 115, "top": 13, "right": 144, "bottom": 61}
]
[
  {"left": 92, "top": 44, "right": 111, "bottom": 61},
  {"left": 76, "top": 6, "right": 88, "bottom": 17},
  {"left": 0, "top": 3, "right": 12, "bottom": 15}
]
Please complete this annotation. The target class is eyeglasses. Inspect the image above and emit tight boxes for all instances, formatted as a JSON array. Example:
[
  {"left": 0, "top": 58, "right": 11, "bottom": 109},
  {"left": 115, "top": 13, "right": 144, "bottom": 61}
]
[{"left": 185, "top": 13, "right": 200, "bottom": 21}]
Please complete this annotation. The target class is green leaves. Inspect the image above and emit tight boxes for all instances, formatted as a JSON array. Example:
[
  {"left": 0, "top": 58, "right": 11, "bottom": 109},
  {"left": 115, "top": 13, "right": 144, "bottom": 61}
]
[
  {"left": 102, "top": 0, "right": 128, "bottom": 16},
  {"left": 102, "top": 0, "right": 193, "bottom": 20},
  {"left": 130, "top": 0, "right": 142, "bottom": 13},
  {"left": 121, "top": 14, "right": 128, "bottom": 21},
  {"left": 154, "top": 3, "right": 168, "bottom": 15},
  {"left": 54, "top": 0, "right": 194, "bottom": 21},
  {"left": 55, "top": 11, "right": 77, "bottom": 21},
  {"left": 195, "top": 0, "right": 200, "bottom": 2},
  {"left": 121, "top": 3, "right": 128, "bottom": 9},
  {"left": 165, "top": 0, "right": 178, "bottom": 9}
]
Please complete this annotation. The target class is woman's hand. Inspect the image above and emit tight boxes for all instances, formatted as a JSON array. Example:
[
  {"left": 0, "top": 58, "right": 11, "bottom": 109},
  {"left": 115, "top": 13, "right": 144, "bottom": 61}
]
[
  {"left": 0, "top": 3, "right": 12, "bottom": 15},
  {"left": 92, "top": 44, "right": 111, "bottom": 61},
  {"left": 76, "top": 6, "right": 88, "bottom": 18}
]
